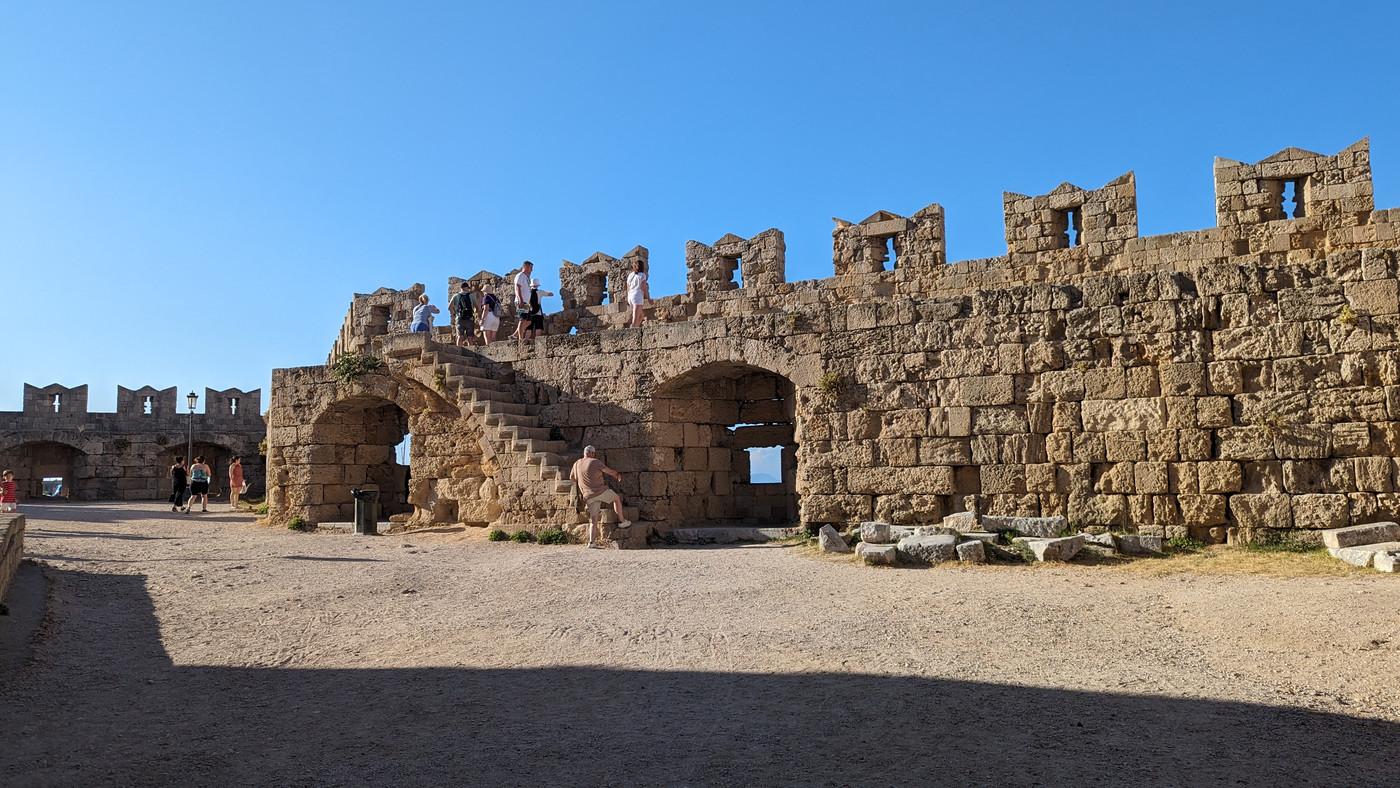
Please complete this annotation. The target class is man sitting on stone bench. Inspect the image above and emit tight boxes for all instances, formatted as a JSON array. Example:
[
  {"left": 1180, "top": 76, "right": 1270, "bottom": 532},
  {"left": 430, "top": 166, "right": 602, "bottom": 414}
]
[{"left": 569, "top": 445, "right": 630, "bottom": 548}]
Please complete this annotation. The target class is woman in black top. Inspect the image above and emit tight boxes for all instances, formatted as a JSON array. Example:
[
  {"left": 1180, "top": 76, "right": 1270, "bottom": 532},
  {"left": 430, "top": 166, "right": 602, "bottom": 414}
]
[
  {"left": 525, "top": 278, "right": 554, "bottom": 340},
  {"left": 169, "top": 459, "right": 188, "bottom": 512}
]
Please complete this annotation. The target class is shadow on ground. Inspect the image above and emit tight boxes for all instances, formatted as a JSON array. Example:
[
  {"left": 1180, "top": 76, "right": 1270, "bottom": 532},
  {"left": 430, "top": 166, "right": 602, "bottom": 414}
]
[{"left": 1, "top": 568, "right": 1396, "bottom": 786}]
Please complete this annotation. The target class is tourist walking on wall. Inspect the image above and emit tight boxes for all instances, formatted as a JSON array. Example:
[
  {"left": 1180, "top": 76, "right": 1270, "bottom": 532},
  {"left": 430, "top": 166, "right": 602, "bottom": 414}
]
[
  {"left": 185, "top": 456, "right": 212, "bottom": 513},
  {"left": 410, "top": 294, "right": 439, "bottom": 334},
  {"left": 449, "top": 281, "right": 476, "bottom": 347},
  {"left": 568, "top": 445, "right": 630, "bottom": 548},
  {"left": 228, "top": 456, "right": 245, "bottom": 509},
  {"left": 627, "top": 259, "right": 649, "bottom": 328},
  {"left": 480, "top": 284, "right": 502, "bottom": 344},
  {"left": 0, "top": 469, "right": 17, "bottom": 513},
  {"left": 169, "top": 458, "right": 188, "bottom": 512},
  {"left": 523, "top": 278, "right": 555, "bottom": 340},
  {"left": 512, "top": 261, "right": 534, "bottom": 340}
]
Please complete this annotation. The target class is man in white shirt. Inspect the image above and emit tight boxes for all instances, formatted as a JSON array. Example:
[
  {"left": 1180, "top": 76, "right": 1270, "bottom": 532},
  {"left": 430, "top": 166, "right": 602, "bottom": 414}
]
[{"left": 513, "top": 261, "right": 533, "bottom": 340}]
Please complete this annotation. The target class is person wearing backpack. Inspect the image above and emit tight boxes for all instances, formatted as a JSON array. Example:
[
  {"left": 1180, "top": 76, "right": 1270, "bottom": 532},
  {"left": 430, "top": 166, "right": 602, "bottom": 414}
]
[
  {"left": 480, "top": 283, "right": 502, "bottom": 344},
  {"left": 185, "top": 455, "right": 212, "bottom": 513},
  {"left": 449, "top": 281, "right": 476, "bottom": 347}
]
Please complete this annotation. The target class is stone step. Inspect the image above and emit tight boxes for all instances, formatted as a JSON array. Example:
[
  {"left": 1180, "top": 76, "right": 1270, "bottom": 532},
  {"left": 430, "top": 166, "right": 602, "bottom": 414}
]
[
  {"left": 488, "top": 412, "right": 538, "bottom": 428},
  {"left": 472, "top": 400, "right": 532, "bottom": 416},
  {"left": 554, "top": 480, "right": 576, "bottom": 495},
  {"left": 599, "top": 507, "right": 641, "bottom": 524},
  {"left": 658, "top": 526, "right": 801, "bottom": 544},
  {"left": 507, "top": 426, "right": 553, "bottom": 442},
  {"left": 1327, "top": 541, "right": 1400, "bottom": 569},
  {"left": 526, "top": 450, "right": 565, "bottom": 467}
]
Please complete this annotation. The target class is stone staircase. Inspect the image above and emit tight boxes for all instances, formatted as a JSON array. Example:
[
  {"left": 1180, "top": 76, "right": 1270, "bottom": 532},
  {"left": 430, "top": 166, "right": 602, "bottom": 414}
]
[
  {"left": 1321, "top": 522, "right": 1400, "bottom": 573},
  {"left": 381, "top": 334, "right": 648, "bottom": 545}
]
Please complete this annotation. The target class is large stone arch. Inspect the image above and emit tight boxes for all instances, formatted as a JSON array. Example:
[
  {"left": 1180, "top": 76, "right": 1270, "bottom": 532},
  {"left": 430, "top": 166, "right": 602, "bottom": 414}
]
[
  {"left": 0, "top": 439, "right": 89, "bottom": 500},
  {"left": 267, "top": 369, "right": 498, "bottom": 528}
]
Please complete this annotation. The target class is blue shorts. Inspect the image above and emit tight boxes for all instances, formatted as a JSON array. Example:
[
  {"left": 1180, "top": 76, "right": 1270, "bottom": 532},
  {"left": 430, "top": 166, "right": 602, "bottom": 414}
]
[{"left": 410, "top": 323, "right": 429, "bottom": 333}]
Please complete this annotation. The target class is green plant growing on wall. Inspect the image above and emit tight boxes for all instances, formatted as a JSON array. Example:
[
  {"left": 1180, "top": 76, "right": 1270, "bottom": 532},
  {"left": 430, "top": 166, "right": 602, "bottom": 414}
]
[
  {"left": 1337, "top": 303, "right": 1359, "bottom": 326},
  {"left": 155, "top": 435, "right": 169, "bottom": 446},
  {"left": 330, "top": 353, "right": 386, "bottom": 385},
  {"left": 258, "top": 438, "right": 268, "bottom": 456},
  {"left": 1260, "top": 411, "right": 1289, "bottom": 439},
  {"left": 433, "top": 370, "right": 447, "bottom": 392},
  {"left": 818, "top": 372, "right": 845, "bottom": 402},
  {"left": 786, "top": 312, "right": 804, "bottom": 331},
  {"left": 111, "top": 438, "right": 131, "bottom": 454}
]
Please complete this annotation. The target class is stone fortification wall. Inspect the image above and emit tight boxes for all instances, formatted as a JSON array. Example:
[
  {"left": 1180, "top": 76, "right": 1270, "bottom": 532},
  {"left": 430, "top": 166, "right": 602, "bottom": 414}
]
[
  {"left": 0, "top": 514, "right": 23, "bottom": 608},
  {"left": 270, "top": 138, "right": 1400, "bottom": 544},
  {"left": 0, "top": 385, "right": 266, "bottom": 501}
]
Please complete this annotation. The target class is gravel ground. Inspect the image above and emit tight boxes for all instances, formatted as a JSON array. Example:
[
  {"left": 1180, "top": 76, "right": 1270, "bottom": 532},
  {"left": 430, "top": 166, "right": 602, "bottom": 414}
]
[{"left": 1, "top": 501, "right": 1398, "bottom": 786}]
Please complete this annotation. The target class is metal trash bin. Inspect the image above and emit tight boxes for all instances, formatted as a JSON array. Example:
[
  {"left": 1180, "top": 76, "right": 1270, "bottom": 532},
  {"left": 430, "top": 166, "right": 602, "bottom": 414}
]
[{"left": 350, "top": 487, "right": 380, "bottom": 536}]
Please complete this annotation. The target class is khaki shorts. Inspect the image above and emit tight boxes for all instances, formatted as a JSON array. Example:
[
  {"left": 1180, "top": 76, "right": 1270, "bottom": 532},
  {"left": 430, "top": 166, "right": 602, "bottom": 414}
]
[{"left": 585, "top": 488, "right": 619, "bottom": 516}]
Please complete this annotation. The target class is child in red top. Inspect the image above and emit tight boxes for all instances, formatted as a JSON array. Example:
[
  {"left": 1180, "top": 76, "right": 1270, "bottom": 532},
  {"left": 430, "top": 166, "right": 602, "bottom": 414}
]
[{"left": 0, "top": 469, "right": 17, "bottom": 512}]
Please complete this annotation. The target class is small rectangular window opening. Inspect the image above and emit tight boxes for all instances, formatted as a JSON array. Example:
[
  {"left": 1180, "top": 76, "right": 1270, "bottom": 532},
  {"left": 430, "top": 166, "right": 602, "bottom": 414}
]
[
  {"left": 744, "top": 446, "right": 783, "bottom": 484},
  {"left": 1283, "top": 179, "right": 1305, "bottom": 218},
  {"left": 143, "top": 396, "right": 153, "bottom": 415},
  {"left": 721, "top": 256, "right": 741, "bottom": 288},
  {"left": 230, "top": 397, "right": 239, "bottom": 415},
  {"left": 51, "top": 394, "right": 61, "bottom": 413},
  {"left": 1067, "top": 207, "right": 1083, "bottom": 247}
]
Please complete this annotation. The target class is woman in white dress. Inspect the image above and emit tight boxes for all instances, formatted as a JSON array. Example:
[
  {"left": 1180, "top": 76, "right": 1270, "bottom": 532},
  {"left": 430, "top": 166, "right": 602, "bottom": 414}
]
[{"left": 626, "top": 260, "right": 649, "bottom": 328}]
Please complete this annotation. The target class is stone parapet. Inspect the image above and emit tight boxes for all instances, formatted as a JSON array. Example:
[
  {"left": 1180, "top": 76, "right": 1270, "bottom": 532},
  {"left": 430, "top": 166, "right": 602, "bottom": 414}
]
[{"left": 0, "top": 514, "right": 24, "bottom": 606}]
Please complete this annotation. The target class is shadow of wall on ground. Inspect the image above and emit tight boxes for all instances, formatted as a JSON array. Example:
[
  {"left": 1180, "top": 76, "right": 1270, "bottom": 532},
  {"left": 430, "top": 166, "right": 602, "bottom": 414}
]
[{"left": 2, "top": 568, "right": 1396, "bottom": 786}]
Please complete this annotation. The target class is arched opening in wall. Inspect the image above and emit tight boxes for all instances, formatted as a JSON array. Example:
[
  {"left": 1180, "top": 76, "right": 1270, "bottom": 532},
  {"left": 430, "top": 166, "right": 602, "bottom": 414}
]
[
  {"left": 166, "top": 442, "right": 235, "bottom": 498},
  {"left": 651, "top": 363, "right": 798, "bottom": 527},
  {"left": 0, "top": 441, "right": 86, "bottom": 501},
  {"left": 306, "top": 395, "right": 411, "bottom": 522}
]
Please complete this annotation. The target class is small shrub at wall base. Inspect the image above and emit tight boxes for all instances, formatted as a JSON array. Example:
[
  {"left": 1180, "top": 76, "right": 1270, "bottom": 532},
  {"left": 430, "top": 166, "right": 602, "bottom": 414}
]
[
  {"left": 1166, "top": 536, "right": 1205, "bottom": 552},
  {"left": 254, "top": 503, "right": 269, "bottom": 516},
  {"left": 487, "top": 529, "right": 508, "bottom": 542},
  {"left": 288, "top": 517, "right": 307, "bottom": 531},
  {"left": 538, "top": 529, "right": 571, "bottom": 545},
  {"left": 510, "top": 530, "right": 535, "bottom": 543}
]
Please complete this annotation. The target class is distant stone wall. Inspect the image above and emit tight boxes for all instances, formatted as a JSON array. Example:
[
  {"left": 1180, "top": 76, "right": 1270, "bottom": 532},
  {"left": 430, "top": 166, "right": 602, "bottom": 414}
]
[
  {"left": 0, "top": 386, "right": 266, "bottom": 502},
  {"left": 272, "top": 138, "right": 1400, "bottom": 543}
]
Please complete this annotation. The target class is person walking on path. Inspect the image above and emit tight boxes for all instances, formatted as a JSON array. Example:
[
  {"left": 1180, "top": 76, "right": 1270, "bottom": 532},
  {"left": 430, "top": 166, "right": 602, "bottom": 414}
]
[
  {"left": 626, "top": 259, "right": 649, "bottom": 328},
  {"left": 512, "top": 261, "right": 534, "bottom": 341},
  {"left": 0, "top": 469, "right": 17, "bottom": 513},
  {"left": 410, "top": 293, "right": 439, "bottom": 334},
  {"left": 568, "top": 445, "right": 630, "bottom": 548},
  {"left": 480, "top": 284, "right": 502, "bottom": 344},
  {"left": 449, "top": 281, "right": 476, "bottom": 347},
  {"left": 523, "top": 278, "right": 555, "bottom": 340},
  {"left": 228, "top": 456, "right": 245, "bottom": 509},
  {"left": 169, "top": 458, "right": 188, "bottom": 513},
  {"left": 185, "top": 456, "right": 212, "bottom": 513}
]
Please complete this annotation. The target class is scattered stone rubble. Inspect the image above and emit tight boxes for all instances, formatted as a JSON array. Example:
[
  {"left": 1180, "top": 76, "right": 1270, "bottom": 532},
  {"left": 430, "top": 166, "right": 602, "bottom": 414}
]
[
  {"left": 845, "top": 513, "right": 1159, "bottom": 566},
  {"left": 267, "top": 138, "right": 1400, "bottom": 555},
  {"left": 1320, "top": 521, "right": 1400, "bottom": 572}
]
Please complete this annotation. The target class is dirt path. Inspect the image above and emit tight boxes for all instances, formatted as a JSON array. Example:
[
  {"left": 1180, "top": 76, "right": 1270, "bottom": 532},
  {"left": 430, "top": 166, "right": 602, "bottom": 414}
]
[{"left": 2, "top": 502, "right": 1398, "bottom": 786}]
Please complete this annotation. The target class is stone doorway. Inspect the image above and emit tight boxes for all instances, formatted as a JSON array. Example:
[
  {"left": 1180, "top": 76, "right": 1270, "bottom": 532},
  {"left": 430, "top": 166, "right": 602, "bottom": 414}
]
[
  {"left": 651, "top": 363, "right": 798, "bottom": 527},
  {"left": 166, "top": 443, "right": 235, "bottom": 498},
  {"left": 0, "top": 441, "right": 87, "bottom": 500},
  {"left": 305, "top": 394, "right": 412, "bottom": 521}
]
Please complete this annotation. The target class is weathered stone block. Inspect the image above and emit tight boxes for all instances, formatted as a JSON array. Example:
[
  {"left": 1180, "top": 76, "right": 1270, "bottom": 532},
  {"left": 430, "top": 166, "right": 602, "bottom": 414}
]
[
  {"left": 859, "top": 521, "right": 894, "bottom": 544},
  {"left": 1116, "top": 533, "right": 1163, "bottom": 555},
  {"left": 1014, "top": 535, "right": 1084, "bottom": 561},
  {"left": 980, "top": 514, "right": 1066, "bottom": 538},
  {"left": 1080, "top": 398, "right": 1165, "bottom": 431},
  {"left": 955, "top": 539, "right": 986, "bottom": 563},
  {"left": 1320, "top": 520, "right": 1400, "bottom": 549},
  {"left": 942, "top": 511, "right": 978, "bottom": 531},
  {"left": 1198, "top": 461, "right": 1242, "bottom": 493},
  {"left": 1329, "top": 541, "right": 1400, "bottom": 568},
  {"left": 818, "top": 524, "right": 851, "bottom": 553},
  {"left": 1179, "top": 495, "right": 1227, "bottom": 526},
  {"left": 855, "top": 542, "right": 897, "bottom": 565},
  {"left": 1229, "top": 494, "right": 1292, "bottom": 529},
  {"left": 1291, "top": 494, "right": 1349, "bottom": 529},
  {"left": 896, "top": 534, "right": 958, "bottom": 564}
]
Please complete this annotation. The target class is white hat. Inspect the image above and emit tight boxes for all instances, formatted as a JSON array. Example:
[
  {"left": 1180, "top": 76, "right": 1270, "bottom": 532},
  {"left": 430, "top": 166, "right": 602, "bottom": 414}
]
[{"left": 530, "top": 278, "right": 540, "bottom": 288}]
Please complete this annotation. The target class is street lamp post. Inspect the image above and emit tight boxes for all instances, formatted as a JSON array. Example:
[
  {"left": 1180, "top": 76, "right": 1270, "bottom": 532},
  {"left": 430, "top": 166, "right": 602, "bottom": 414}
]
[{"left": 186, "top": 391, "right": 198, "bottom": 468}]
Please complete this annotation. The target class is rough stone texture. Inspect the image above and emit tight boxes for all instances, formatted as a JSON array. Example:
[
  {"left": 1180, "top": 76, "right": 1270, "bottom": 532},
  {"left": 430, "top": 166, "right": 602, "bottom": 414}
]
[
  {"left": 818, "top": 524, "right": 850, "bottom": 553},
  {"left": 981, "top": 515, "right": 1067, "bottom": 538},
  {"left": 269, "top": 138, "right": 1400, "bottom": 545},
  {"left": 955, "top": 538, "right": 986, "bottom": 563},
  {"left": 896, "top": 534, "right": 958, "bottom": 564},
  {"left": 0, "top": 514, "right": 23, "bottom": 606},
  {"left": 942, "top": 511, "right": 979, "bottom": 531},
  {"left": 1329, "top": 541, "right": 1400, "bottom": 568},
  {"left": 860, "top": 521, "right": 895, "bottom": 544},
  {"left": 1116, "top": 534, "right": 1164, "bottom": 555},
  {"left": 855, "top": 542, "right": 897, "bottom": 565},
  {"left": 1321, "top": 521, "right": 1400, "bottom": 549},
  {"left": 1084, "top": 532, "right": 1117, "bottom": 549},
  {"left": 914, "top": 525, "right": 960, "bottom": 537},
  {"left": 1016, "top": 535, "right": 1086, "bottom": 562},
  {"left": 0, "top": 385, "right": 265, "bottom": 501},
  {"left": 1375, "top": 550, "right": 1400, "bottom": 572}
]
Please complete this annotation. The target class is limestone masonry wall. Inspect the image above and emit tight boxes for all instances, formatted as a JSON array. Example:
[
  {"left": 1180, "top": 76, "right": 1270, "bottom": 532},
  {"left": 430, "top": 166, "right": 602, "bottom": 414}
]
[
  {"left": 0, "top": 385, "right": 266, "bottom": 501},
  {"left": 271, "top": 138, "right": 1400, "bottom": 545}
]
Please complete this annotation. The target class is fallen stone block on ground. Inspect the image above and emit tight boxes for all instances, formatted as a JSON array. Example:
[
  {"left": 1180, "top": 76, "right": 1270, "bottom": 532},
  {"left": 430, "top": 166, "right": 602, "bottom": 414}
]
[
  {"left": 818, "top": 524, "right": 850, "bottom": 553},
  {"left": 915, "top": 525, "right": 960, "bottom": 537},
  {"left": 896, "top": 534, "right": 958, "bottom": 564},
  {"left": 960, "top": 531, "right": 999, "bottom": 543},
  {"left": 860, "top": 521, "right": 894, "bottom": 544},
  {"left": 941, "top": 512, "right": 979, "bottom": 531},
  {"left": 1116, "top": 534, "right": 1164, "bottom": 555},
  {"left": 1321, "top": 521, "right": 1400, "bottom": 550},
  {"left": 1328, "top": 541, "right": 1400, "bottom": 568},
  {"left": 855, "top": 542, "right": 897, "bottom": 565},
  {"left": 1014, "top": 534, "right": 1085, "bottom": 562},
  {"left": 955, "top": 539, "right": 986, "bottom": 563},
  {"left": 982, "top": 515, "right": 1067, "bottom": 538},
  {"left": 1375, "top": 551, "right": 1400, "bottom": 573}
]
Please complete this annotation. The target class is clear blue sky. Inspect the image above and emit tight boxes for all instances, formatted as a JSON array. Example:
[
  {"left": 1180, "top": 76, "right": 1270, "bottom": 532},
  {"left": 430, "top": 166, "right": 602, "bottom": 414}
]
[{"left": 3, "top": 1, "right": 1397, "bottom": 412}]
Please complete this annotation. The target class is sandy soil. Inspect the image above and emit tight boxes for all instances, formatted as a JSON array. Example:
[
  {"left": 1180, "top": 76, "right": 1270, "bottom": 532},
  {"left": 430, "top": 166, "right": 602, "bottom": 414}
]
[{"left": 1, "top": 501, "right": 1398, "bottom": 786}]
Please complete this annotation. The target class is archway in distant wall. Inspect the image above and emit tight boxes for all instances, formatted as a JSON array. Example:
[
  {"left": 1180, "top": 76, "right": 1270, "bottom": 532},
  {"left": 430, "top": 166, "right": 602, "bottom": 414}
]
[
  {"left": 0, "top": 440, "right": 88, "bottom": 501},
  {"left": 650, "top": 362, "right": 798, "bottom": 527},
  {"left": 304, "top": 394, "right": 412, "bottom": 522}
]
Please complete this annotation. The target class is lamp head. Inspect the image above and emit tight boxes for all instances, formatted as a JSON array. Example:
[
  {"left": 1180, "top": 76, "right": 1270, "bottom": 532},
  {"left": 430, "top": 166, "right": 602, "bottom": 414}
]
[{"left": 186, "top": 391, "right": 198, "bottom": 410}]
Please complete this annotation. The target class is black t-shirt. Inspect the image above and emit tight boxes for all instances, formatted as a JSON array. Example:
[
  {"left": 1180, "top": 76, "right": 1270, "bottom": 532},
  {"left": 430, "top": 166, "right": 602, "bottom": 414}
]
[{"left": 172, "top": 466, "right": 187, "bottom": 485}]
